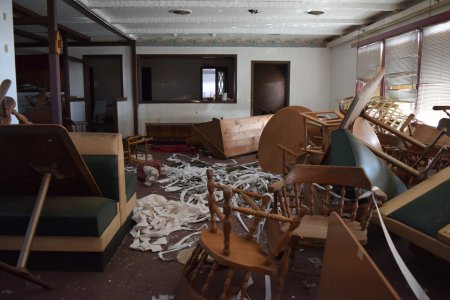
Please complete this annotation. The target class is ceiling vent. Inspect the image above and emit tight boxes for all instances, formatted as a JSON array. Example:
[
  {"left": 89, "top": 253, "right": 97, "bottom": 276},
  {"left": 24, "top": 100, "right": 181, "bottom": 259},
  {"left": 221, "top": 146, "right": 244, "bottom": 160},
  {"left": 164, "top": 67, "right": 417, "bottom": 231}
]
[
  {"left": 169, "top": 9, "right": 192, "bottom": 15},
  {"left": 306, "top": 10, "right": 325, "bottom": 16}
]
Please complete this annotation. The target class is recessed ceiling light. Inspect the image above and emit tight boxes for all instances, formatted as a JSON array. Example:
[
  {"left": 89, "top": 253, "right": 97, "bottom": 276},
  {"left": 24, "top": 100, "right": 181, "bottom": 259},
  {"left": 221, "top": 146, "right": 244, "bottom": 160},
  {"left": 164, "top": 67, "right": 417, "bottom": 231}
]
[
  {"left": 248, "top": 9, "right": 260, "bottom": 15},
  {"left": 306, "top": 10, "right": 325, "bottom": 16},
  {"left": 169, "top": 9, "right": 192, "bottom": 15}
]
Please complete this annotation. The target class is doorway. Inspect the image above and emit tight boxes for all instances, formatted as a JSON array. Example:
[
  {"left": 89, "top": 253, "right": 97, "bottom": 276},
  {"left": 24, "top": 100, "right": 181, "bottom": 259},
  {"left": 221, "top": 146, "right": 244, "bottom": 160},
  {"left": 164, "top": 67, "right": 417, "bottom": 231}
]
[
  {"left": 83, "top": 55, "right": 123, "bottom": 132},
  {"left": 251, "top": 61, "right": 290, "bottom": 116}
]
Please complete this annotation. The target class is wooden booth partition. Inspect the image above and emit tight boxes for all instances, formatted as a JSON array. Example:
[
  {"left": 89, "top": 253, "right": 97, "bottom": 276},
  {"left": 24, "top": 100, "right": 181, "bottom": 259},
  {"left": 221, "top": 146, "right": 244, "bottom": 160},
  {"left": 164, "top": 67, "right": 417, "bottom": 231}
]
[{"left": 192, "top": 115, "right": 273, "bottom": 159}]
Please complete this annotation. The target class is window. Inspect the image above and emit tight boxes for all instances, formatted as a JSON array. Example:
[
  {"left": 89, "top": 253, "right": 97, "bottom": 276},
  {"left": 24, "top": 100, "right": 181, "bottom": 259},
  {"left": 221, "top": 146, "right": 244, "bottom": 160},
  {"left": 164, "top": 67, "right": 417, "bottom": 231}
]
[
  {"left": 384, "top": 30, "right": 419, "bottom": 114},
  {"left": 201, "top": 67, "right": 228, "bottom": 100},
  {"left": 355, "top": 16, "right": 450, "bottom": 126},
  {"left": 356, "top": 42, "right": 383, "bottom": 95},
  {"left": 138, "top": 55, "right": 236, "bottom": 103},
  {"left": 141, "top": 67, "right": 152, "bottom": 101},
  {"left": 416, "top": 21, "right": 450, "bottom": 126}
]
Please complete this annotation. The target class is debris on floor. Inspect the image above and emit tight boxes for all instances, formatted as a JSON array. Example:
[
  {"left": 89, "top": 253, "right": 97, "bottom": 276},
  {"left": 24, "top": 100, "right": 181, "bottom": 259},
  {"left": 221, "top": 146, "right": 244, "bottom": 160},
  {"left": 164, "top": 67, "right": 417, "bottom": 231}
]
[{"left": 129, "top": 152, "right": 283, "bottom": 260}]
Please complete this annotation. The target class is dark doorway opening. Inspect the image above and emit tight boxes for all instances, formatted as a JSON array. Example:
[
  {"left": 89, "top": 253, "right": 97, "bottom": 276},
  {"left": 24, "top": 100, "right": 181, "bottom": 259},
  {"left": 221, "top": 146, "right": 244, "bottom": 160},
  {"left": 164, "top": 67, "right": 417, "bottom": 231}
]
[
  {"left": 251, "top": 61, "right": 290, "bottom": 116},
  {"left": 83, "top": 55, "right": 123, "bottom": 132}
]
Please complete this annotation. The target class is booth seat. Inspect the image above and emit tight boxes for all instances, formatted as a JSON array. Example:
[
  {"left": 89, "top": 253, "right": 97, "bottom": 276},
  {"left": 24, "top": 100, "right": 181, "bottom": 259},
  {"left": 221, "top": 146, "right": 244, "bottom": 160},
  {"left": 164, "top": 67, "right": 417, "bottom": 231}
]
[
  {"left": 0, "top": 128, "right": 137, "bottom": 271},
  {"left": 69, "top": 132, "right": 137, "bottom": 225},
  {"left": 372, "top": 166, "right": 450, "bottom": 262}
]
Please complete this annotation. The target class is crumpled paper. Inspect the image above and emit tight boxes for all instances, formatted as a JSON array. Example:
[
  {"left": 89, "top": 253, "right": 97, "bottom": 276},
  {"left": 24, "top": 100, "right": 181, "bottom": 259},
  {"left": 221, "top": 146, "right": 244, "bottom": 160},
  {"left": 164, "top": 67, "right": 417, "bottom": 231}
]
[{"left": 130, "top": 194, "right": 207, "bottom": 252}]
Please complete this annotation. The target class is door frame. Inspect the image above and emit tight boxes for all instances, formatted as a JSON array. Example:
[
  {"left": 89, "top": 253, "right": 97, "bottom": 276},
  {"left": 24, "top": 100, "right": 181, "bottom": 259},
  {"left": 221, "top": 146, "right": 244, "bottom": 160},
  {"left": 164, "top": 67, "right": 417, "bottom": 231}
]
[
  {"left": 82, "top": 55, "right": 123, "bottom": 132},
  {"left": 251, "top": 61, "right": 290, "bottom": 116}
]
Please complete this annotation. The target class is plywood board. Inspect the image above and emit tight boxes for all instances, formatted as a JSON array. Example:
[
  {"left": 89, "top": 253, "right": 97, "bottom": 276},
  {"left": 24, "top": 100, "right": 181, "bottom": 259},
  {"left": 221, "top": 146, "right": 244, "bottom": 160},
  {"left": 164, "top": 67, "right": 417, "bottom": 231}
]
[{"left": 319, "top": 212, "right": 400, "bottom": 300}]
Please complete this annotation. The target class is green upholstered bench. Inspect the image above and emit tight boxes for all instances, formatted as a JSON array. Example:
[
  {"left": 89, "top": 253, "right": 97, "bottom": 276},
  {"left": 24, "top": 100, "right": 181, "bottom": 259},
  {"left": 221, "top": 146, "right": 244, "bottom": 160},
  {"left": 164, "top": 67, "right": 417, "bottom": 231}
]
[
  {"left": 325, "top": 129, "right": 407, "bottom": 200},
  {"left": 0, "top": 126, "right": 136, "bottom": 271},
  {"left": 373, "top": 167, "right": 450, "bottom": 262},
  {"left": 0, "top": 196, "right": 116, "bottom": 237},
  {"left": 70, "top": 132, "right": 137, "bottom": 224}
]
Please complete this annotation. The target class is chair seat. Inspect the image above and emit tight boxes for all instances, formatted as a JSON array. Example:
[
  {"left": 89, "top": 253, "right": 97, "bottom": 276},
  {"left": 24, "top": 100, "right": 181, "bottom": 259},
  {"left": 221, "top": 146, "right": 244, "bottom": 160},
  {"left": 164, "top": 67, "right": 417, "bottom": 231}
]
[
  {"left": 283, "top": 215, "right": 368, "bottom": 245},
  {"left": 200, "top": 229, "right": 276, "bottom": 274}
]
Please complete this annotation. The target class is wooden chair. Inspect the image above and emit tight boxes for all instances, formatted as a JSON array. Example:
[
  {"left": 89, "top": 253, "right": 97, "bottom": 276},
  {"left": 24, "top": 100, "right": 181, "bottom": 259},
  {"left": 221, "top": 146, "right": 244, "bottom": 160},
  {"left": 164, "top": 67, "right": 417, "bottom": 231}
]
[
  {"left": 64, "top": 118, "right": 87, "bottom": 132},
  {"left": 124, "top": 135, "right": 151, "bottom": 163},
  {"left": 177, "top": 169, "right": 301, "bottom": 300},
  {"left": 268, "top": 164, "right": 386, "bottom": 273}
]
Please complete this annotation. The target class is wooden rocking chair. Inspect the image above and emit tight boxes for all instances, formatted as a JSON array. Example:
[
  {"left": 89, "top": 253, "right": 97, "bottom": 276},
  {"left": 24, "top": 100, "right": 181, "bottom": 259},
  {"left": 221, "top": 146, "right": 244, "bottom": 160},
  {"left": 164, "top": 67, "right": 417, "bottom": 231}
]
[
  {"left": 177, "top": 169, "right": 301, "bottom": 300},
  {"left": 268, "top": 164, "right": 386, "bottom": 274}
]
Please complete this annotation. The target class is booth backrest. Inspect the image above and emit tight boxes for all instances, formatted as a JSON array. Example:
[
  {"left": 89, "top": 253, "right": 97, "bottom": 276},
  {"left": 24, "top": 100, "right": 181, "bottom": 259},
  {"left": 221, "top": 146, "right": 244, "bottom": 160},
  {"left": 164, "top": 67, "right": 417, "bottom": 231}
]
[
  {"left": 69, "top": 132, "right": 126, "bottom": 203},
  {"left": 325, "top": 129, "right": 407, "bottom": 200},
  {"left": 380, "top": 167, "right": 450, "bottom": 239},
  {"left": 69, "top": 132, "right": 137, "bottom": 224}
]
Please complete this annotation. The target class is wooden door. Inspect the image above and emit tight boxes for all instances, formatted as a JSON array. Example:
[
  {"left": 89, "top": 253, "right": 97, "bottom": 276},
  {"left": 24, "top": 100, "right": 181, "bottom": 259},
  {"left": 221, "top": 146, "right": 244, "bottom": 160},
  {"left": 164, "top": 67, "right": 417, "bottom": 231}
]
[
  {"left": 251, "top": 62, "right": 290, "bottom": 116},
  {"left": 83, "top": 55, "right": 123, "bottom": 132}
]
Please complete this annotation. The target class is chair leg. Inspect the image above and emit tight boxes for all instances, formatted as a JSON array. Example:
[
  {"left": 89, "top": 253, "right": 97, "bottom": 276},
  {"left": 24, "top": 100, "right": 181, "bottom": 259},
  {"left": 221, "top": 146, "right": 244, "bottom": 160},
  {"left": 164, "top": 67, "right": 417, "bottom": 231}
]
[
  {"left": 219, "top": 268, "right": 235, "bottom": 300},
  {"left": 189, "top": 250, "right": 209, "bottom": 284},
  {"left": 201, "top": 261, "right": 219, "bottom": 297},
  {"left": 239, "top": 271, "right": 251, "bottom": 300},
  {"left": 274, "top": 244, "right": 293, "bottom": 300}
]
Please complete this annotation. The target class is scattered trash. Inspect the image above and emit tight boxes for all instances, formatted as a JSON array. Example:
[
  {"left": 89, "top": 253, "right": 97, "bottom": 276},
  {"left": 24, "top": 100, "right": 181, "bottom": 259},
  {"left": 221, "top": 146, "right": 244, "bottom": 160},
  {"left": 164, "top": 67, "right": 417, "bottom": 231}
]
[
  {"left": 129, "top": 153, "right": 282, "bottom": 261},
  {"left": 302, "top": 280, "right": 317, "bottom": 289},
  {"left": 308, "top": 257, "right": 323, "bottom": 268}
]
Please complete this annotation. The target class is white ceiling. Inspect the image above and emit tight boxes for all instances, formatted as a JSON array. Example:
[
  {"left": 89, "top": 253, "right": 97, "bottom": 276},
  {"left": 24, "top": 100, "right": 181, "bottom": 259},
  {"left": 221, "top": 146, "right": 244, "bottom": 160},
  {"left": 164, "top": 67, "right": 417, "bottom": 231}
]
[{"left": 13, "top": 0, "right": 429, "bottom": 47}]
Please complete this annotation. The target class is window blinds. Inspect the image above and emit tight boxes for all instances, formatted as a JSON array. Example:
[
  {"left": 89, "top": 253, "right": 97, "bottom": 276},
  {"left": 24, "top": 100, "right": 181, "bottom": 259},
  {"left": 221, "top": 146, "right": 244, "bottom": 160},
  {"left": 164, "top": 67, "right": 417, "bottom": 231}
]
[
  {"left": 356, "top": 42, "right": 382, "bottom": 83},
  {"left": 417, "top": 21, "right": 450, "bottom": 126},
  {"left": 384, "top": 31, "right": 419, "bottom": 104}
]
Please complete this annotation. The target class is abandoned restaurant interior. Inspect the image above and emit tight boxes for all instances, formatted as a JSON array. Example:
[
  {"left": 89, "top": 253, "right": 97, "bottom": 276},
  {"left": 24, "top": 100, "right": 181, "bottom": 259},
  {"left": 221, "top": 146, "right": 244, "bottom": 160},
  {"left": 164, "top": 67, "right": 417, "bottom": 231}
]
[{"left": 0, "top": 0, "right": 449, "bottom": 299}]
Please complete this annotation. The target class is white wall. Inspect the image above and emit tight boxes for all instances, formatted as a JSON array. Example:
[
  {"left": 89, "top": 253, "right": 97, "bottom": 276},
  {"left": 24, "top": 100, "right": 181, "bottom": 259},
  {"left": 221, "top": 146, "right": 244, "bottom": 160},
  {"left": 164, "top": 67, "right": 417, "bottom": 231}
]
[
  {"left": 0, "top": 0, "right": 17, "bottom": 122},
  {"left": 136, "top": 46, "right": 331, "bottom": 135},
  {"left": 68, "top": 45, "right": 331, "bottom": 136},
  {"left": 329, "top": 42, "right": 357, "bottom": 110}
]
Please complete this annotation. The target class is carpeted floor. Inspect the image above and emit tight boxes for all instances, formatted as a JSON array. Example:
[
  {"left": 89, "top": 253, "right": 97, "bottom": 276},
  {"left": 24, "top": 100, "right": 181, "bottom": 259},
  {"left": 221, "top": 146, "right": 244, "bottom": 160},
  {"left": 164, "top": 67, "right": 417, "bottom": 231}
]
[{"left": 0, "top": 147, "right": 449, "bottom": 299}]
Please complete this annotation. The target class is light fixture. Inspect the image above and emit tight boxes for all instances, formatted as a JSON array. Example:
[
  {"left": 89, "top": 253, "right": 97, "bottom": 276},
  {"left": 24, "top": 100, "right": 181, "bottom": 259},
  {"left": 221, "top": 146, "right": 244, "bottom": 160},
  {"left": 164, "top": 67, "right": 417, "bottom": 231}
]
[
  {"left": 248, "top": 9, "right": 260, "bottom": 15},
  {"left": 306, "top": 10, "right": 325, "bottom": 16},
  {"left": 169, "top": 9, "right": 192, "bottom": 15}
]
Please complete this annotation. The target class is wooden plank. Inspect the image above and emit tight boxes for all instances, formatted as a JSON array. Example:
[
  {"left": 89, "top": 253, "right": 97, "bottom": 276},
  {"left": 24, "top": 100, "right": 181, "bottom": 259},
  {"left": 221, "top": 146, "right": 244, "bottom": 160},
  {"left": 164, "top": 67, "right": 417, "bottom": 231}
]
[
  {"left": 191, "top": 119, "right": 227, "bottom": 158},
  {"left": 222, "top": 128, "right": 267, "bottom": 141},
  {"left": 220, "top": 115, "right": 272, "bottom": 134},
  {"left": 319, "top": 212, "right": 400, "bottom": 300},
  {"left": 224, "top": 143, "right": 261, "bottom": 157}
]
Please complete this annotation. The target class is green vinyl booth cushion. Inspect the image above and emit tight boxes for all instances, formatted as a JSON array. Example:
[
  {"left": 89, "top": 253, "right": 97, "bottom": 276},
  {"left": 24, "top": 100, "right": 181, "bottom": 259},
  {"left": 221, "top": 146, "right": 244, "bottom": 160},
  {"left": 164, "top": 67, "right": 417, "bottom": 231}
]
[
  {"left": 82, "top": 155, "right": 119, "bottom": 201},
  {"left": 325, "top": 129, "right": 407, "bottom": 200},
  {"left": 125, "top": 170, "right": 137, "bottom": 202},
  {"left": 0, "top": 195, "right": 117, "bottom": 237},
  {"left": 388, "top": 179, "right": 450, "bottom": 238},
  {"left": 82, "top": 155, "right": 136, "bottom": 203}
]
